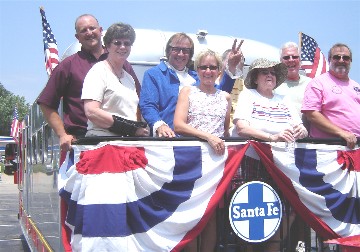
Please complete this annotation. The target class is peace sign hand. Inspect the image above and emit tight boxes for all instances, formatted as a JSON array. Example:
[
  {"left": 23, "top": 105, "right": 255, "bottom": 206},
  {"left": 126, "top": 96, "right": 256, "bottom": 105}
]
[{"left": 227, "top": 39, "right": 244, "bottom": 73}]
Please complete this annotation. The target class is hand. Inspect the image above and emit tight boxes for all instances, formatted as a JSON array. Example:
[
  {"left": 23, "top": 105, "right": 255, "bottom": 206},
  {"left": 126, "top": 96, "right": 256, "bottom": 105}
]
[
  {"left": 339, "top": 131, "right": 358, "bottom": 149},
  {"left": 227, "top": 39, "right": 244, "bottom": 73},
  {"left": 156, "top": 124, "right": 176, "bottom": 138},
  {"left": 207, "top": 135, "right": 225, "bottom": 155},
  {"left": 59, "top": 133, "right": 75, "bottom": 152},
  {"left": 293, "top": 124, "right": 308, "bottom": 139},
  {"left": 135, "top": 127, "right": 150, "bottom": 137},
  {"left": 273, "top": 128, "right": 296, "bottom": 142}
]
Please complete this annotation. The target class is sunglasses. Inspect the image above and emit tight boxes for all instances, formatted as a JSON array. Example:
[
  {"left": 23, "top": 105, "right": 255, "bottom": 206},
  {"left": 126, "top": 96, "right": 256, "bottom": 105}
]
[
  {"left": 197, "top": 65, "right": 218, "bottom": 71},
  {"left": 282, "top": 55, "right": 299, "bottom": 60},
  {"left": 332, "top": 55, "right": 351, "bottom": 61},
  {"left": 259, "top": 70, "right": 276, "bottom": 76},
  {"left": 170, "top": 47, "right": 191, "bottom": 55},
  {"left": 112, "top": 40, "right": 132, "bottom": 47}
]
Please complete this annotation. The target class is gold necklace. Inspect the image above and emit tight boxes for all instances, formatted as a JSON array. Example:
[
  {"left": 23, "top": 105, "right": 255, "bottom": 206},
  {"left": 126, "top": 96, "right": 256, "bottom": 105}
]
[{"left": 107, "top": 59, "right": 123, "bottom": 81}]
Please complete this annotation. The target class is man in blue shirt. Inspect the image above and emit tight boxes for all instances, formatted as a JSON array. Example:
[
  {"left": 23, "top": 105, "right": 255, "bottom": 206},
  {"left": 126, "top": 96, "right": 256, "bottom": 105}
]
[{"left": 140, "top": 33, "right": 243, "bottom": 137}]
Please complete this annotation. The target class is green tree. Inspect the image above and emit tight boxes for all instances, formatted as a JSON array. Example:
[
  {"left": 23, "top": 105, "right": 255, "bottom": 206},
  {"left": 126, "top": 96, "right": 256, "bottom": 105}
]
[{"left": 0, "top": 82, "right": 30, "bottom": 136}]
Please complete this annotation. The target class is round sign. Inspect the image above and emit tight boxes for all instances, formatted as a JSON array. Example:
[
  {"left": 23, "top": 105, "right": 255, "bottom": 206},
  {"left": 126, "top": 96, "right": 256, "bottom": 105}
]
[{"left": 228, "top": 181, "right": 282, "bottom": 243}]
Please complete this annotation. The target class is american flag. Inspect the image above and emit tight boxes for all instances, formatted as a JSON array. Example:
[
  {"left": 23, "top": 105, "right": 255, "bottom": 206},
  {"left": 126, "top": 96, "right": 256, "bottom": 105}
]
[
  {"left": 40, "top": 7, "right": 59, "bottom": 76},
  {"left": 10, "top": 106, "right": 20, "bottom": 141},
  {"left": 300, "top": 32, "right": 329, "bottom": 78}
]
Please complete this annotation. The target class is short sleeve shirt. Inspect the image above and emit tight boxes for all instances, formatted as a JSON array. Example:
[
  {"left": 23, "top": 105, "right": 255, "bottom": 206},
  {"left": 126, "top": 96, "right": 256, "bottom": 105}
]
[
  {"left": 233, "top": 89, "right": 302, "bottom": 135},
  {"left": 81, "top": 61, "right": 138, "bottom": 136},
  {"left": 301, "top": 72, "right": 360, "bottom": 138}
]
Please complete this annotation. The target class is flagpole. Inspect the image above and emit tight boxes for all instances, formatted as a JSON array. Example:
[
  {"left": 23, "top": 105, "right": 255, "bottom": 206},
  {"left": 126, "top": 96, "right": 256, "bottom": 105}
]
[{"left": 298, "top": 32, "right": 302, "bottom": 52}]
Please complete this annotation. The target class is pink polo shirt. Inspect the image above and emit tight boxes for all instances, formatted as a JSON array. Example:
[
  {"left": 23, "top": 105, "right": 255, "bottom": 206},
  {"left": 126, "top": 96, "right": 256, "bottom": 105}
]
[{"left": 302, "top": 72, "right": 360, "bottom": 138}]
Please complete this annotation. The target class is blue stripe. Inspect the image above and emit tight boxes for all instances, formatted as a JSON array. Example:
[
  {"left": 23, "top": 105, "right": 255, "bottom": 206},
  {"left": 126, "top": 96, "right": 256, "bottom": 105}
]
[
  {"left": 295, "top": 148, "right": 360, "bottom": 224},
  {"left": 66, "top": 150, "right": 74, "bottom": 171},
  {"left": 0, "top": 137, "right": 13, "bottom": 141},
  {"left": 69, "top": 146, "right": 203, "bottom": 237}
]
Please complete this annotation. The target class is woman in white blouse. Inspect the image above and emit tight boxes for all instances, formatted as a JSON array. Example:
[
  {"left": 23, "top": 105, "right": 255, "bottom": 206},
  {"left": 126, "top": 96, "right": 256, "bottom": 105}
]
[{"left": 82, "top": 22, "right": 148, "bottom": 137}]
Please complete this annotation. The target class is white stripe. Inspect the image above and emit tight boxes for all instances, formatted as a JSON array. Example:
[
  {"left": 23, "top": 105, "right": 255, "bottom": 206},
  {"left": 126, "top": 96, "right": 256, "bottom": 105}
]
[
  {"left": 315, "top": 53, "right": 325, "bottom": 76},
  {"left": 272, "top": 144, "right": 360, "bottom": 237}
]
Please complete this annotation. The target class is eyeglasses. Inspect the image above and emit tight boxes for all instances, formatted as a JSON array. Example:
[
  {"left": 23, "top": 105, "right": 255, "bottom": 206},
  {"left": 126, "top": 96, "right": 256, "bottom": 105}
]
[
  {"left": 170, "top": 47, "right": 191, "bottom": 55},
  {"left": 332, "top": 55, "right": 351, "bottom": 61},
  {"left": 259, "top": 70, "right": 276, "bottom": 76},
  {"left": 112, "top": 40, "right": 132, "bottom": 47},
  {"left": 282, "top": 55, "right": 299, "bottom": 60},
  {"left": 197, "top": 65, "right": 219, "bottom": 71}
]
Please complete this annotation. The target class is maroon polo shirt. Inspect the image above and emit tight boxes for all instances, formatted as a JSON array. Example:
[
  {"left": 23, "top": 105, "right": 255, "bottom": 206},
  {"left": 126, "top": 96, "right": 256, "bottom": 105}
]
[{"left": 37, "top": 47, "right": 139, "bottom": 136}]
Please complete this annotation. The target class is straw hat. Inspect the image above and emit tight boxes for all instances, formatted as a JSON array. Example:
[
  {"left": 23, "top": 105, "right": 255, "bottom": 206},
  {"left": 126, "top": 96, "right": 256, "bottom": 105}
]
[{"left": 244, "top": 58, "right": 287, "bottom": 89}]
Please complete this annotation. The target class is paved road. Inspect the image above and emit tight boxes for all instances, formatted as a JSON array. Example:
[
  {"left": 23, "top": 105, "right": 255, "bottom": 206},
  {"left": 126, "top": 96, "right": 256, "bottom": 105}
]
[{"left": 0, "top": 172, "right": 30, "bottom": 252}]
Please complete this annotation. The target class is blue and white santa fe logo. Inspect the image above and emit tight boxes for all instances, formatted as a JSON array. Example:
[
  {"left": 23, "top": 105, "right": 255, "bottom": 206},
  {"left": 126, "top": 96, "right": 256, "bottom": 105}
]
[{"left": 229, "top": 181, "right": 282, "bottom": 242}]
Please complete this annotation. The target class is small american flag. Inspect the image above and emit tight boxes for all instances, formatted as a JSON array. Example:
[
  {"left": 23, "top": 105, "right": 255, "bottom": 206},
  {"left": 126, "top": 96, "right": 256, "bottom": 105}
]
[
  {"left": 300, "top": 32, "right": 328, "bottom": 78},
  {"left": 40, "top": 7, "right": 59, "bottom": 76},
  {"left": 10, "top": 106, "right": 20, "bottom": 141}
]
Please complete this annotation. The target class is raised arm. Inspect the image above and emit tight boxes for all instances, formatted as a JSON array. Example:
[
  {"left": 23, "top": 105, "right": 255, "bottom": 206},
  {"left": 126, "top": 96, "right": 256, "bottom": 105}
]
[{"left": 217, "top": 39, "right": 245, "bottom": 92}]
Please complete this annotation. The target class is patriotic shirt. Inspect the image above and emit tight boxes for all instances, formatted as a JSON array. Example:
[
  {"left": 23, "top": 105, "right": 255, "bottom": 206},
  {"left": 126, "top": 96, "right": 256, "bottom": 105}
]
[
  {"left": 233, "top": 89, "right": 301, "bottom": 135},
  {"left": 302, "top": 72, "right": 360, "bottom": 138}
]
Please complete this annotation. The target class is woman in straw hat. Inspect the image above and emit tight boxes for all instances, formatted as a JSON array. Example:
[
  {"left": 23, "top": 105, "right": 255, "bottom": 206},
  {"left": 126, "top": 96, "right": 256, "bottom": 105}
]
[
  {"left": 232, "top": 58, "right": 307, "bottom": 142},
  {"left": 231, "top": 58, "right": 308, "bottom": 251}
]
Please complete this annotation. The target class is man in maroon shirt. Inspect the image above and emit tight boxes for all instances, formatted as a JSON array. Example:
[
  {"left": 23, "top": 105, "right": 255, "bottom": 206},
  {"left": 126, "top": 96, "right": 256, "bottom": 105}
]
[
  {"left": 37, "top": 14, "right": 139, "bottom": 152},
  {"left": 37, "top": 15, "right": 140, "bottom": 251}
]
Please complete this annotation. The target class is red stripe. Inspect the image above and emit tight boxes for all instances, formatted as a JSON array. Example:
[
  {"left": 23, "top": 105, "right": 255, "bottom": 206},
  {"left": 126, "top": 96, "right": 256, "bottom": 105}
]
[
  {"left": 50, "top": 58, "right": 59, "bottom": 64},
  {"left": 49, "top": 48, "right": 58, "bottom": 54},
  {"left": 76, "top": 145, "right": 148, "bottom": 174},
  {"left": 321, "top": 56, "right": 327, "bottom": 74},
  {"left": 10, "top": 120, "right": 20, "bottom": 139},
  {"left": 337, "top": 149, "right": 360, "bottom": 171},
  {"left": 308, "top": 48, "right": 321, "bottom": 78},
  {"left": 326, "top": 235, "right": 360, "bottom": 248},
  {"left": 301, "top": 65, "right": 313, "bottom": 70}
]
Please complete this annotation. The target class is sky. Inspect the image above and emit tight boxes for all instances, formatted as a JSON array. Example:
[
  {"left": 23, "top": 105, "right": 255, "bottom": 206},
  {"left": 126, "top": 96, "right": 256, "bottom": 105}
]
[{"left": 0, "top": 0, "right": 359, "bottom": 104}]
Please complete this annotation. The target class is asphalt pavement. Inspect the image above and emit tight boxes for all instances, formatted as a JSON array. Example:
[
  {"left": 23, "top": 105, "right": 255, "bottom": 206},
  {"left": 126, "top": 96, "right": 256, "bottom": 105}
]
[{"left": 0, "top": 172, "right": 30, "bottom": 252}]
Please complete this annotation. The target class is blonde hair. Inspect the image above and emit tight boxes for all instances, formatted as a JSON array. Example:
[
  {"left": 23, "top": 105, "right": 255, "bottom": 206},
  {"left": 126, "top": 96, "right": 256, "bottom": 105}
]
[{"left": 194, "top": 49, "right": 222, "bottom": 70}]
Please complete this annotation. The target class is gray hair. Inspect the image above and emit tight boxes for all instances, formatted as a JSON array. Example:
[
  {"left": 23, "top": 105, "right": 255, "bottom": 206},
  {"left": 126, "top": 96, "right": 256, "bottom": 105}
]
[
  {"left": 279, "top": 41, "right": 299, "bottom": 56},
  {"left": 222, "top": 49, "right": 232, "bottom": 62},
  {"left": 328, "top": 43, "right": 352, "bottom": 62},
  {"left": 103, "top": 22, "right": 136, "bottom": 47}
]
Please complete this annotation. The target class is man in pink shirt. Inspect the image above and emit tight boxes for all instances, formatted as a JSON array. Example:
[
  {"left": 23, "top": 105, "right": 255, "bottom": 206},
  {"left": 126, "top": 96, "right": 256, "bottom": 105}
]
[{"left": 302, "top": 43, "right": 360, "bottom": 149}]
